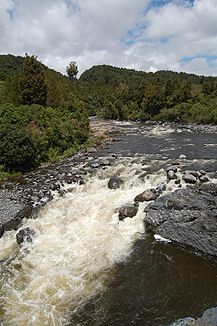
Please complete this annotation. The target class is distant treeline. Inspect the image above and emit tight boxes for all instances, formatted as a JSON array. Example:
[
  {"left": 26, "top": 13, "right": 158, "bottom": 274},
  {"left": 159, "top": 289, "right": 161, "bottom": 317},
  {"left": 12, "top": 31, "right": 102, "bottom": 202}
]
[
  {"left": 0, "top": 54, "right": 217, "bottom": 174},
  {"left": 79, "top": 65, "right": 217, "bottom": 124}
]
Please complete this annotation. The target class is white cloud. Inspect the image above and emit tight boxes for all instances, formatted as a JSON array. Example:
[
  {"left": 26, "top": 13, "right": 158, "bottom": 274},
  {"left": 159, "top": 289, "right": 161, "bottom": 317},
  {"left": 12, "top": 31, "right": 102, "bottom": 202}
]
[{"left": 1, "top": 0, "right": 217, "bottom": 76}]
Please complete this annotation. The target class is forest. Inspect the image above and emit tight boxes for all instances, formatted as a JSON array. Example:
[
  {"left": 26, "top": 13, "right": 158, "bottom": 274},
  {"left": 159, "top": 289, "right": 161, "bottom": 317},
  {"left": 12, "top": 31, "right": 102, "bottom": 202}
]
[{"left": 0, "top": 54, "right": 217, "bottom": 176}]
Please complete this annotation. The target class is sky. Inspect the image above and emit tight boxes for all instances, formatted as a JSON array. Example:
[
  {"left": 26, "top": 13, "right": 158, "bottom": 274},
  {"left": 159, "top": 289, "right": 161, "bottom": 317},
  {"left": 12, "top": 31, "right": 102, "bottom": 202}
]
[{"left": 1, "top": 0, "right": 217, "bottom": 76}]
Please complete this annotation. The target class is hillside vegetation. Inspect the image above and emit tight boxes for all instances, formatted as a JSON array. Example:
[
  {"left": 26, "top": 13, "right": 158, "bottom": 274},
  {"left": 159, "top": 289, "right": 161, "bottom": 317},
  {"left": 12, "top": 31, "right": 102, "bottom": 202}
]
[
  {"left": 80, "top": 65, "right": 217, "bottom": 123},
  {"left": 0, "top": 54, "right": 217, "bottom": 176}
]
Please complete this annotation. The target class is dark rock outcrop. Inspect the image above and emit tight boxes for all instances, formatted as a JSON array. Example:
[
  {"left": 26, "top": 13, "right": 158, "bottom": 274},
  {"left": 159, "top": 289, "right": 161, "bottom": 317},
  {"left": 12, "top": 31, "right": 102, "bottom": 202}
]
[
  {"left": 16, "top": 227, "right": 36, "bottom": 245},
  {"left": 108, "top": 176, "right": 123, "bottom": 189},
  {"left": 0, "top": 191, "right": 33, "bottom": 238},
  {"left": 144, "top": 183, "right": 217, "bottom": 258}
]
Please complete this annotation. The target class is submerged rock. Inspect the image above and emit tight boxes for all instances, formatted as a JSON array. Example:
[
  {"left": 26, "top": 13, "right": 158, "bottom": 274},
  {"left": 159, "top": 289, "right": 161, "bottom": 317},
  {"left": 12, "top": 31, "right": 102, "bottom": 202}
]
[
  {"left": 16, "top": 227, "right": 36, "bottom": 245},
  {"left": 170, "top": 306, "right": 217, "bottom": 326},
  {"left": 144, "top": 183, "right": 217, "bottom": 258},
  {"left": 134, "top": 189, "right": 159, "bottom": 202},
  {"left": 108, "top": 176, "right": 123, "bottom": 189},
  {"left": 119, "top": 203, "right": 138, "bottom": 221}
]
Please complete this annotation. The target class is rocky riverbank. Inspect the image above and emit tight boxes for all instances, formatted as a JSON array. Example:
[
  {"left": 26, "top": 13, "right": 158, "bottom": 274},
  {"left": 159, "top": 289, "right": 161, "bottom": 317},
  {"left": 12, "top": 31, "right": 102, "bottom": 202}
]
[{"left": 0, "top": 119, "right": 122, "bottom": 239}]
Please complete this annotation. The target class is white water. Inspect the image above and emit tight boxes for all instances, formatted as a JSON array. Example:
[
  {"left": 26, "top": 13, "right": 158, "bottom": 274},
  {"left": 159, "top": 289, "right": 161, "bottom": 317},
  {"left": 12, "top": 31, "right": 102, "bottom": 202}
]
[{"left": 0, "top": 158, "right": 183, "bottom": 326}]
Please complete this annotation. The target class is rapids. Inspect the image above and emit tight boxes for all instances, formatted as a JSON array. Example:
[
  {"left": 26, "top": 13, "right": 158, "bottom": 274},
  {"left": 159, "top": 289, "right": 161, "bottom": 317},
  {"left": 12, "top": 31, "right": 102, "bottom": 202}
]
[
  {"left": 0, "top": 158, "right": 174, "bottom": 325},
  {"left": 0, "top": 120, "right": 217, "bottom": 326}
]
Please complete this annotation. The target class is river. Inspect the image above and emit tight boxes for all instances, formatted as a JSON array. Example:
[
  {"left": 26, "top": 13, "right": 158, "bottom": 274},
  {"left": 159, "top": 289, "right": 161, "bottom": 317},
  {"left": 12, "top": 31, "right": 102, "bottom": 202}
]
[{"left": 0, "top": 120, "right": 217, "bottom": 326}]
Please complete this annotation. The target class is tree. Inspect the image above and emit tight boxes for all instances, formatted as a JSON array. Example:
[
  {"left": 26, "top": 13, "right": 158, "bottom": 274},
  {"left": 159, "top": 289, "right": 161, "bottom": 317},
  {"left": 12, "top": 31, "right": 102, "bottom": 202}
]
[
  {"left": 20, "top": 54, "right": 47, "bottom": 106},
  {"left": 66, "top": 61, "right": 78, "bottom": 81}
]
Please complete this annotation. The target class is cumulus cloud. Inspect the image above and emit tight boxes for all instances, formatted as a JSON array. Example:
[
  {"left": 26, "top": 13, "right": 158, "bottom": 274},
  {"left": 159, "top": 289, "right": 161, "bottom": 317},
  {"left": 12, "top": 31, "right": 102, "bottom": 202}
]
[{"left": 1, "top": 0, "right": 217, "bottom": 75}]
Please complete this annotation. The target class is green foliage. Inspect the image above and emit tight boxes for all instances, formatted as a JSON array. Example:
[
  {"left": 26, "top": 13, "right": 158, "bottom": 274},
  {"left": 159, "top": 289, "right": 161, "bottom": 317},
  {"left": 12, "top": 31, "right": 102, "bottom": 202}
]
[
  {"left": 20, "top": 54, "right": 48, "bottom": 105},
  {"left": 79, "top": 65, "right": 217, "bottom": 124},
  {"left": 0, "top": 54, "right": 23, "bottom": 80},
  {"left": 66, "top": 61, "right": 78, "bottom": 81},
  {"left": 0, "top": 165, "right": 20, "bottom": 182},
  {"left": 0, "top": 104, "right": 89, "bottom": 172},
  {"left": 155, "top": 103, "right": 191, "bottom": 123},
  {"left": 0, "top": 124, "right": 39, "bottom": 171},
  {"left": 1, "top": 55, "right": 217, "bottom": 126}
]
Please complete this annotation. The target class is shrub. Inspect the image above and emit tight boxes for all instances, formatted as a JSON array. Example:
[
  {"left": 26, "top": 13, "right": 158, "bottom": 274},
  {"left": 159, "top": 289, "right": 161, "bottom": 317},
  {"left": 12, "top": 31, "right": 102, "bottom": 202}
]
[
  {"left": 0, "top": 104, "right": 89, "bottom": 171},
  {"left": 0, "top": 124, "right": 38, "bottom": 171}
]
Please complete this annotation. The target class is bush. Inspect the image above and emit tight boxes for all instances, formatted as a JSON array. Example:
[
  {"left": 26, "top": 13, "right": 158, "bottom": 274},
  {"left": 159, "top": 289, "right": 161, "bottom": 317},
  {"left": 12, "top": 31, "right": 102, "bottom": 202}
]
[
  {"left": 0, "top": 124, "right": 38, "bottom": 171},
  {"left": 0, "top": 104, "right": 89, "bottom": 171},
  {"left": 154, "top": 103, "right": 191, "bottom": 123}
]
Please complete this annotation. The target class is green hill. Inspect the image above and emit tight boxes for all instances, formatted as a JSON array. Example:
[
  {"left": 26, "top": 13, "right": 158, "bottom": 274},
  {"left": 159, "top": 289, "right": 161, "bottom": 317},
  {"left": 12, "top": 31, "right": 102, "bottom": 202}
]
[{"left": 80, "top": 64, "right": 217, "bottom": 122}]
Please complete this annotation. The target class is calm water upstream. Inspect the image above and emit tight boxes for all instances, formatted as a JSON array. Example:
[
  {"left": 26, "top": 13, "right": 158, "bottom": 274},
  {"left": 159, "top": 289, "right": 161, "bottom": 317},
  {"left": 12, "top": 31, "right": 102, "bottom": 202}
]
[{"left": 0, "top": 120, "right": 217, "bottom": 326}]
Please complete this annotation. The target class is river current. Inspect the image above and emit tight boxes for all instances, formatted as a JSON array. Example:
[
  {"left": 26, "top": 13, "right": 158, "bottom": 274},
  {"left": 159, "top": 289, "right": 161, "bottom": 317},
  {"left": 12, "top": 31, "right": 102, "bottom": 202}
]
[{"left": 0, "top": 120, "right": 217, "bottom": 325}]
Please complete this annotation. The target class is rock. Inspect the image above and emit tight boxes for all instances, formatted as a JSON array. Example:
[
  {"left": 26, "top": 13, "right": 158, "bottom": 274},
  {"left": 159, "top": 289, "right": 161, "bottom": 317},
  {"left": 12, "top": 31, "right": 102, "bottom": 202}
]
[
  {"left": 88, "top": 146, "right": 97, "bottom": 152},
  {"left": 182, "top": 174, "right": 197, "bottom": 184},
  {"left": 167, "top": 170, "right": 177, "bottom": 180},
  {"left": 169, "top": 307, "right": 217, "bottom": 326},
  {"left": 184, "top": 170, "right": 199, "bottom": 177},
  {"left": 200, "top": 175, "right": 209, "bottom": 183},
  {"left": 50, "top": 183, "right": 60, "bottom": 191},
  {"left": 101, "top": 159, "right": 110, "bottom": 166},
  {"left": 179, "top": 154, "right": 186, "bottom": 159},
  {"left": 0, "top": 191, "right": 28, "bottom": 237},
  {"left": 90, "top": 162, "right": 101, "bottom": 169},
  {"left": 166, "top": 166, "right": 178, "bottom": 173},
  {"left": 0, "top": 224, "right": 4, "bottom": 238},
  {"left": 119, "top": 203, "right": 139, "bottom": 221},
  {"left": 175, "top": 179, "right": 181, "bottom": 185},
  {"left": 199, "top": 170, "right": 206, "bottom": 175},
  {"left": 144, "top": 183, "right": 217, "bottom": 257},
  {"left": 16, "top": 227, "right": 36, "bottom": 245},
  {"left": 170, "top": 317, "right": 195, "bottom": 326},
  {"left": 108, "top": 176, "right": 123, "bottom": 189},
  {"left": 156, "top": 183, "right": 167, "bottom": 194},
  {"left": 134, "top": 189, "right": 159, "bottom": 202}
]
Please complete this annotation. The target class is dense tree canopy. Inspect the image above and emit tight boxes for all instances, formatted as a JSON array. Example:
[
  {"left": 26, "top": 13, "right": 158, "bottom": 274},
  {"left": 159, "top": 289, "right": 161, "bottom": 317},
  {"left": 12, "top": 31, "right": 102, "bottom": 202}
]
[{"left": 20, "top": 54, "right": 48, "bottom": 105}]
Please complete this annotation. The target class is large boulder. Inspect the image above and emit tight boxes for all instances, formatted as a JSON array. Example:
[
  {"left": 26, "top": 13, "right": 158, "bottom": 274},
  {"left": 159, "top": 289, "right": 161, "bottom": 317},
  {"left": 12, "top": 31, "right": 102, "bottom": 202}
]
[{"left": 144, "top": 183, "right": 217, "bottom": 258}]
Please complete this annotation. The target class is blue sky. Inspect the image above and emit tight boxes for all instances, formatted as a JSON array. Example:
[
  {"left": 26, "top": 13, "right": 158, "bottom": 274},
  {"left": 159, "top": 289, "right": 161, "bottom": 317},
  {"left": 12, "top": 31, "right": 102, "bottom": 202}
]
[{"left": 1, "top": 0, "right": 217, "bottom": 76}]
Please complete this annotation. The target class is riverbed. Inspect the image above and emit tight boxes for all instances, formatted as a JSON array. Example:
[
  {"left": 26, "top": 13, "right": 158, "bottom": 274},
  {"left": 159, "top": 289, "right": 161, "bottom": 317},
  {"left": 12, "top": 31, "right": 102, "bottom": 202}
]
[{"left": 0, "top": 120, "right": 217, "bottom": 326}]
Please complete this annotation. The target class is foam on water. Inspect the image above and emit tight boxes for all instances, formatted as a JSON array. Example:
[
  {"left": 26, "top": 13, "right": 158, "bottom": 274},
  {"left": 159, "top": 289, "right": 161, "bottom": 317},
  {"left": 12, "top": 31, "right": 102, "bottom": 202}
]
[{"left": 0, "top": 158, "right": 187, "bottom": 325}]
